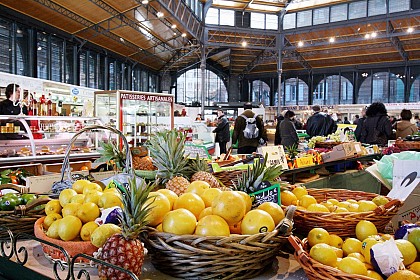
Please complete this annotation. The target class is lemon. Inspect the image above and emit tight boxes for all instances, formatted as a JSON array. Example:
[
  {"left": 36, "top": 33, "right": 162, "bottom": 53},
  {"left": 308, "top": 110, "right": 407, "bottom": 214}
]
[
  {"left": 62, "top": 202, "right": 82, "bottom": 217},
  {"left": 156, "top": 223, "right": 163, "bottom": 232},
  {"left": 83, "top": 183, "right": 103, "bottom": 194},
  {"left": 309, "top": 243, "right": 337, "bottom": 267},
  {"left": 46, "top": 220, "right": 61, "bottom": 239},
  {"left": 332, "top": 247, "right": 343, "bottom": 258},
  {"left": 308, "top": 227, "right": 330, "bottom": 247},
  {"left": 361, "top": 236, "right": 383, "bottom": 263},
  {"left": 299, "top": 195, "right": 317, "bottom": 209},
  {"left": 329, "top": 234, "right": 344, "bottom": 249},
  {"left": 292, "top": 185, "right": 308, "bottom": 200},
  {"left": 356, "top": 220, "right": 378, "bottom": 241},
  {"left": 409, "top": 262, "right": 420, "bottom": 275},
  {"left": 157, "top": 189, "right": 178, "bottom": 209},
  {"left": 45, "top": 200, "right": 62, "bottom": 215},
  {"left": 333, "top": 207, "right": 349, "bottom": 213},
  {"left": 358, "top": 200, "right": 378, "bottom": 212},
  {"left": 347, "top": 199, "right": 358, "bottom": 204},
  {"left": 347, "top": 252, "right": 365, "bottom": 263},
  {"left": 59, "top": 189, "right": 77, "bottom": 207},
  {"left": 387, "top": 270, "right": 420, "bottom": 280},
  {"left": 327, "top": 198, "right": 339, "bottom": 205},
  {"left": 336, "top": 201, "right": 350, "bottom": 208},
  {"left": 342, "top": 238, "right": 362, "bottom": 256},
  {"left": 80, "top": 221, "right": 99, "bottom": 241},
  {"left": 198, "top": 207, "right": 213, "bottom": 220},
  {"left": 257, "top": 202, "right": 285, "bottom": 225},
  {"left": 98, "top": 192, "right": 122, "bottom": 209},
  {"left": 199, "top": 188, "right": 222, "bottom": 208},
  {"left": 70, "top": 194, "right": 85, "bottom": 204},
  {"left": 43, "top": 213, "right": 62, "bottom": 230},
  {"left": 58, "top": 215, "right": 82, "bottom": 241},
  {"left": 186, "top": 181, "right": 210, "bottom": 196},
  {"left": 395, "top": 239, "right": 417, "bottom": 266},
  {"left": 367, "top": 270, "right": 384, "bottom": 280},
  {"left": 72, "top": 180, "right": 92, "bottom": 194},
  {"left": 77, "top": 202, "right": 100, "bottom": 223},
  {"left": 320, "top": 201, "right": 335, "bottom": 212},
  {"left": 84, "top": 190, "right": 103, "bottom": 205},
  {"left": 281, "top": 190, "right": 297, "bottom": 206},
  {"left": 372, "top": 195, "right": 389, "bottom": 206},
  {"left": 307, "top": 203, "right": 330, "bottom": 212},
  {"left": 90, "top": 224, "right": 122, "bottom": 248},
  {"left": 337, "top": 257, "right": 367, "bottom": 276}
]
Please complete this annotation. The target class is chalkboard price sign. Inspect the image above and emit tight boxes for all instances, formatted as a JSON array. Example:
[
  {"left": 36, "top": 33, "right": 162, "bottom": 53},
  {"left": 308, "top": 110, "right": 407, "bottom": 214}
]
[
  {"left": 184, "top": 143, "right": 211, "bottom": 159},
  {"left": 250, "top": 183, "right": 281, "bottom": 208}
]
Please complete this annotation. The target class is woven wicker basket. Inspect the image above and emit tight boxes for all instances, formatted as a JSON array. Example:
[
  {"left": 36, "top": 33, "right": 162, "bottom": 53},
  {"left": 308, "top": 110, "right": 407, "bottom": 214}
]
[
  {"left": 0, "top": 184, "right": 48, "bottom": 239},
  {"left": 289, "top": 235, "right": 374, "bottom": 280},
  {"left": 143, "top": 206, "right": 296, "bottom": 280},
  {"left": 395, "top": 140, "right": 420, "bottom": 150},
  {"left": 290, "top": 188, "right": 402, "bottom": 237},
  {"left": 213, "top": 169, "right": 247, "bottom": 188}
]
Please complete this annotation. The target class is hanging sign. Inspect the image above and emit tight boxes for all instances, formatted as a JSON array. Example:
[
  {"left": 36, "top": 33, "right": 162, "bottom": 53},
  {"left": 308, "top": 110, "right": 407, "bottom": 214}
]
[{"left": 120, "top": 93, "right": 173, "bottom": 103}]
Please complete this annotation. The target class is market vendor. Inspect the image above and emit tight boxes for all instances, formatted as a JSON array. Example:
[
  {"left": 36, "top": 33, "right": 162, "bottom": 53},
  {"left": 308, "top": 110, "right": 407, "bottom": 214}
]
[{"left": 0, "top": 84, "right": 28, "bottom": 140}]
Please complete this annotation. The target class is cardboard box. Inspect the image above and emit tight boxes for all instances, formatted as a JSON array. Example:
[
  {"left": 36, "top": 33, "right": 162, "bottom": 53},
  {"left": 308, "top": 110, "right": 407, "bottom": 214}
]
[
  {"left": 90, "top": 170, "right": 119, "bottom": 181},
  {"left": 43, "top": 161, "right": 92, "bottom": 174},
  {"left": 321, "top": 142, "right": 362, "bottom": 163},
  {"left": 26, "top": 171, "right": 89, "bottom": 193}
]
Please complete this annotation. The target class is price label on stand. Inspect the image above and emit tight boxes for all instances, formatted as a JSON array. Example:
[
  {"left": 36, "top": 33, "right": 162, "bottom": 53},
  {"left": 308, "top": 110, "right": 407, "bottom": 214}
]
[
  {"left": 259, "top": 146, "right": 288, "bottom": 170},
  {"left": 184, "top": 143, "right": 211, "bottom": 159},
  {"left": 388, "top": 160, "right": 420, "bottom": 201}
]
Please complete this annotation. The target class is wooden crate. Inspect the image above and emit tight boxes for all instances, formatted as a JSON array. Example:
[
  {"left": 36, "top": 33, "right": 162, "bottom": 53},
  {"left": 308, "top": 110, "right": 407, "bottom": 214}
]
[{"left": 43, "top": 161, "right": 92, "bottom": 174}]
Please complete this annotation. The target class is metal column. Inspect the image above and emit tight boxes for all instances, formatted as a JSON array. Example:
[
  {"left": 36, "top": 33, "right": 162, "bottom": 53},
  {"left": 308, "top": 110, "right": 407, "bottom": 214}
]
[
  {"left": 277, "top": 34, "right": 284, "bottom": 116},
  {"left": 200, "top": 45, "right": 206, "bottom": 116}
]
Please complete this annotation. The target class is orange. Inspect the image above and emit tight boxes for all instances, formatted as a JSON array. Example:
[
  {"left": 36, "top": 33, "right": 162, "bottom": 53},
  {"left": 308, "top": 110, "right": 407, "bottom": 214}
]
[
  {"left": 195, "top": 215, "right": 230, "bottom": 237},
  {"left": 173, "top": 193, "right": 205, "bottom": 219},
  {"left": 257, "top": 202, "right": 285, "bottom": 225},
  {"left": 162, "top": 209, "right": 197, "bottom": 235},
  {"left": 80, "top": 165, "right": 90, "bottom": 171},
  {"left": 212, "top": 191, "right": 246, "bottom": 225},
  {"left": 146, "top": 192, "right": 171, "bottom": 227},
  {"left": 241, "top": 209, "right": 275, "bottom": 235},
  {"left": 236, "top": 191, "right": 252, "bottom": 213}
]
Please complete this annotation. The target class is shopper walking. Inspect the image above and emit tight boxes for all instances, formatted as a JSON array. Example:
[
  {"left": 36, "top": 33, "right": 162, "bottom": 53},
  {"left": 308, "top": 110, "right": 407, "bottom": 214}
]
[
  {"left": 212, "top": 109, "right": 230, "bottom": 154},
  {"left": 306, "top": 105, "right": 336, "bottom": 137},
  {"left": 354, "top": 108, "right": 367, "bottom": 141},
  {"left": 232, "top": 102, "right": 266, "bottom": 154},
  {"left": 279, "top": 110, "right": 299, "bottom": 148},
  {"left": 360, "top": 102, "right": 392, "bottom": 146},
  {"left": 343, "top": 117, "right": 350, "bottom": 124},
  {"left": 274, "top": 113, "right": 284, "bottom": 145},
  {"left": 395, "top": 109, "right": 418, "bottom": 139}
]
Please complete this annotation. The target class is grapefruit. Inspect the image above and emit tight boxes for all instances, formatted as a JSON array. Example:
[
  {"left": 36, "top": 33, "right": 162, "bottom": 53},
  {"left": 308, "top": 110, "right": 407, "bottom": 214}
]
[
  {"left": 195, "top": 215, "right": 230, "bottom": 237},
  {"left": 186, "top": 181, "right": 210, "bottom": 196},
  {"left": 241, "top": 209, "right": 275, "bottom": 235},
  {"left": 156, "top": 189, "right": 178, "bottom": 209},
  {"left": 162, "top": 209, "right": 197, "bottom": 235},
  {"left": 211, "top": 191, "right": 246, "bottom": 225},
  {"left": 257, "top": 202, "right": 285, "bottom": 225},
  {"left": 146, "top": 192, "right": 171, "bottom": 227},
  {"left": 173, "top": 192, "right": 205, "bottom": 219},
  {"left": 281, "top": 190, "right": 297, "bottom": 206},
  {"left": 200, "top": 188, "right": 222, "bottom": 208}
]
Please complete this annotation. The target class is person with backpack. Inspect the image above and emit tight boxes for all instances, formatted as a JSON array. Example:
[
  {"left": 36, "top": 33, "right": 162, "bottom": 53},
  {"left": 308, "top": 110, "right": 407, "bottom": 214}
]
[
  {"left": 360, "top": 102, "right": 392, "bottom": 146},
  {"left": 232, "top": 102, "right": 267, "bottom": 154}
]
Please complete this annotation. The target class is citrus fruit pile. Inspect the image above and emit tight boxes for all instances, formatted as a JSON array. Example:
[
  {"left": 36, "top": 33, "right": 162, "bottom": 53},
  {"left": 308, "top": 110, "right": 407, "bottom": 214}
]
[
  {"left": 281, "top": 185, "right": 389, "bottom": 213},
  {"left": 42, "top": 179, "right": 122, "bottom": 247},
  {"left": 0, "top": 192, "right": 42, "bottom": 211},
  {"left": 149, "top": 180, "right": 285, "bottom": 236},
  {"left": 304, "top": 220, "right": 420, "bottom": 279}
]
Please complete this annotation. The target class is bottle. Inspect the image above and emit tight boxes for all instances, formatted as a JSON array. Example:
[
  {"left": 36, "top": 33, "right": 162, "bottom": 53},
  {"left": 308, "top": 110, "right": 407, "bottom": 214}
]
[
  {"left": 47, "top": 93, "right": 53, "bottom": 116},
  {"left": 31, "top": 92, "right": 38, "bottom": 116},
  {"left": 39, "top": 94, "right": 46, "bottom": 116}
]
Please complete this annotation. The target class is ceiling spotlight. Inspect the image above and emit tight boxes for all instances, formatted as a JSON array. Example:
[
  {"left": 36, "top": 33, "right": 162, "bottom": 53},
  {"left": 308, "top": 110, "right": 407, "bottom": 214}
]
[
  {"left": 37, "top": 46, "right": 42, "bottom": 51},
  {"left": 329, "top": 37, "right": 335, "bottom": 43},
  {"left": 141, "top": 0, "right": 149, "bottom": 4},
  {"left": 364, "top": 33, "right": 370, "bottom": 39},
  {"left": 297, "top": 41, "right": 304, "bottom": 47},
  {"left": 156, "top": 12, "right": 164, "bottom": 18},
  {"left": 407, "top": 27, "right": 414, "bottom": 33},
  {"left": 173, "top": 32, "right": 177, "bottom": 36},
  {"left": 181, "top": 33, "right": 187, "bottom": 37},
  {"left": 241, "top": 41, "right": 247, "bottom": 47},
  {"left": 362, "top": 72, "right": 368, "bottom": 77},
  {"left": 16, "top": 29, "right": 22, "bottom": 34},
  {"left": 371, "top": 32, "right": 377, "bottom": 38},
  {"left": 119, "top": 37, "right": 125, "bottom": 42},
  {"left": 171, "top": 24, "right": 177, "bottom": 29}
]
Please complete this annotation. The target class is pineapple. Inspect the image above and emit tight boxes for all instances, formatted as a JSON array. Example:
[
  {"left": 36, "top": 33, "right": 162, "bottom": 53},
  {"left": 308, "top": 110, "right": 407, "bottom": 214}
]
[
  {"left": 97, "top": 140, "right": 126, "bottom": 171},
  {"left": 97, "top": 177, "right": 154, "bottom": 280},
  {"left": 189, "top": 155, "right": 220, "bottom": 189},
  {"left": 133, "top": 156, "right": 157, "bottom": 171},
  {"left": 234, "top": 154, "right": 283, "bottom": 194},
  {"left": 148, "top": 129, "right": 190, "bottom": 195}
]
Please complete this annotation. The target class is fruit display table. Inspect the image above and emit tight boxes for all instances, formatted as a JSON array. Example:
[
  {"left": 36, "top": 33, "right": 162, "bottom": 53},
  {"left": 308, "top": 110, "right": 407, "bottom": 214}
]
[{"left": 0, "top": 239, "right": 309, "bottom": 280}]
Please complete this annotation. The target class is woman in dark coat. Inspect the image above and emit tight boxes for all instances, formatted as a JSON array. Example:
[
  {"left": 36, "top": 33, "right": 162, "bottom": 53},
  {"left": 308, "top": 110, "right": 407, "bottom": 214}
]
[
  {"left": 360, "top": 102, "right": 392, "bottom": 146},
  {"left": 274, "top": 114, "right": 284, "bottom": 145},
  {"left": 280, "top": 110, "right": 299, "bottom": 148},
  {"left": 213, "top": 109, "right": 230, "bottom": 154}
]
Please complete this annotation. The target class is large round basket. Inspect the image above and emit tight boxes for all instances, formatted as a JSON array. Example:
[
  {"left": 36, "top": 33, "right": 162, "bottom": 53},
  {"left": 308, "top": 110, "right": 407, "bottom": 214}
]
[
  {"left": 291, "top": 188, "right": 402, "bottom": 237},
  {"left": 289, "top": 235, "right": 374, "bottom": 280},
  {"left": 213, "top": 169, "right": 247, "bottom": 188},
  {"left": 0, "top": 184, "right": 48, "bottom": 239},
  {"left": 143, "top": 206, "right": 296, "bottom": 280},
  {"left": 34, "top": 217, "right": 97, "bottom": 263}
]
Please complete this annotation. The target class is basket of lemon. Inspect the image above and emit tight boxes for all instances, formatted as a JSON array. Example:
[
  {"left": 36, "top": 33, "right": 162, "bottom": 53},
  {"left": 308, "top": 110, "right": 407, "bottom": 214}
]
[
  {"left": 143, "top": 186, "right": 296, "bottom": 280},
  {"left": 0, "top": 184, "right": 49, "bottom": 239},
  {"left": 282, "top": 186, "right": 402, "bottom": 237}
]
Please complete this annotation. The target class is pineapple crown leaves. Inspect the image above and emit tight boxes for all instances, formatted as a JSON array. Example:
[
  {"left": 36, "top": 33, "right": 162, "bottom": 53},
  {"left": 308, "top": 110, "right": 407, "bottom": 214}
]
[
  {"left": 96, "top": 140, "right": 126, "bottom": 171},
  {"left": 147, "top": 129, "right": 190, "bottom": 182},
  {"left": 285, "top": 144, "right": 299, "bottom": 159},
  {"left": 116, "top": 176, "right": 155, "bottom": 239},
  {"left": 185, "top": 154, "right": 210, "bottom": 177},
  {"left": 234, "top": 153, "right": 283, "bottom": 193}
]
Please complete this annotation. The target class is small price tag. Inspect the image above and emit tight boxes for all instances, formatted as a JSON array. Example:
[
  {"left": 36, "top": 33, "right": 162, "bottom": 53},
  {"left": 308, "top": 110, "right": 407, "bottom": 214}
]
[
  {"left": 249, "top": 183, "right": 281, "bottom": 208},
  {"left": 295, "top": 156, "right": 315, "bottom": 168}
]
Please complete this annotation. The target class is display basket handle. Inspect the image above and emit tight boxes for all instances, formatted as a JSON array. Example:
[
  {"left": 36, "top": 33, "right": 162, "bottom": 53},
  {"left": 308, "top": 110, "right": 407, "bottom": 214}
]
[{"left": 59, "top": 125, "right": 132, "bottom": 184}]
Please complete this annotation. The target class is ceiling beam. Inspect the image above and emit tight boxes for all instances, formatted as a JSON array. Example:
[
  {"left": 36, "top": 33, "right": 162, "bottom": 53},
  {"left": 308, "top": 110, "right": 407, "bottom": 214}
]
[
  {"left": 33, "top": 0, "right": 167, "bottom": 64},
  {"left": 284, "top": 37, "right": 311, "bottom": 70},
  {"left": 387, "top": 21, "right": 409, "bottom": 62}
]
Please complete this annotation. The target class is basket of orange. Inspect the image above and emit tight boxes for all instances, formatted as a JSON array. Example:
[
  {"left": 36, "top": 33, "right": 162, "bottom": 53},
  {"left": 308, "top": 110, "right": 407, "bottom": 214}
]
[{"left": 281, "top": 186, "right": 402, "bottom": 237}]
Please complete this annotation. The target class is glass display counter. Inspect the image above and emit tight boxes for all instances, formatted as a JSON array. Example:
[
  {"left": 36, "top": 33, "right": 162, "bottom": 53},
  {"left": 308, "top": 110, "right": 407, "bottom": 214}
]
[{"left": 94, "top": 90, "right": 174, "bottom": 146}]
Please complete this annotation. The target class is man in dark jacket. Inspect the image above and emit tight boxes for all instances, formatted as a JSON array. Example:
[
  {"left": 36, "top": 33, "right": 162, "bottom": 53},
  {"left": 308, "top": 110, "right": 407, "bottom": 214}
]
[
  {"left": 232, "top": 102, "right": 266, "bottom": 154},
  {"left": 354, "top": 107, "right": 366, "bottom": 141},
  {"left": 280, "top": 111, "right": 299, "bottom": 148},
  {"left": 212, "top": 109, "right": 230, "bottom": 154},
  {"left": 274, "top": 114, "right": 284, "bottom": 145},
  {"left": 360, "top": 102, "right": 392, "bottom": 146},
  {"left": 306, "top": 105, "right": 336, "bottom": 137}
]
